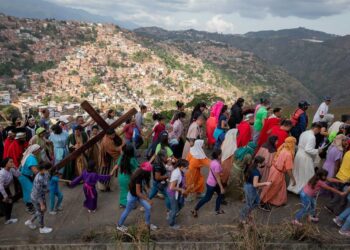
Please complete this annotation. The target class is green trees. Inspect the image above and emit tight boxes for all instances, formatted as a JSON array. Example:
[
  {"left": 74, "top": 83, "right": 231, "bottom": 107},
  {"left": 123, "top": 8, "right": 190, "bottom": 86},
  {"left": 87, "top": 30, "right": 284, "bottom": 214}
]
[
  {"left": 187, "top": 93, "right": 224, "bottom": 108},
  {"left": 132, "top": 51, "right": 151, "bottom": 63}
]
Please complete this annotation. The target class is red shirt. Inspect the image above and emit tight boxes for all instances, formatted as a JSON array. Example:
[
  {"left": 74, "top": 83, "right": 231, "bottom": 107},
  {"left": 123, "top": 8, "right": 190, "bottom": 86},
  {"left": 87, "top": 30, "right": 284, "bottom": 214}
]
[
  {"left": 258, "top": 117, "right": 281, "bottom": 147},
  {"left": 3, "top": 137, "right": 14, "bottom": 158},
  {"left": 153, "top": 123, "right": 165, "bottom": 142},
  {"left": 237, "top": 121, "right": 252, "bottom": 147},
  {"left": 7, "top": 139, "right": 27, "bottom": 168},
  {"left": 123, "top": 124, "right": 135, "bottom": 140},
  {"left": 270, "top": 126, "right": 289, "bottom": 149}
]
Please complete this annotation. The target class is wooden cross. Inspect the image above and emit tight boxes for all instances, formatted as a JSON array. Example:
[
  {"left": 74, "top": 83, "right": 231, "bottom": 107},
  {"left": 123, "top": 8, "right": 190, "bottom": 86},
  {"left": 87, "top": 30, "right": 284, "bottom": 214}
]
[{"left": 54, "top": 100, "right": 137, "bottom": 170}]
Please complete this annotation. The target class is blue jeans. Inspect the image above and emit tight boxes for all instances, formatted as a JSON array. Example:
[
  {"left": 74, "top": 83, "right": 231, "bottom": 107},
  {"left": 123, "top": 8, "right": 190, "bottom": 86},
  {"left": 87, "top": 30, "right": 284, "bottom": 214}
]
[
  {"left": 338, "top": 207, "right": 350, "bottom": 231},
  {"left": 295, "top": 190, "right": 316, "bottom": 221},
  {"left": 168, "top": 195, "right": 184, "bottom": 226},
  {"left": 31, "top": 201, "right": 45, "bottom": 227},
  {"left": 195, "top": 184, "right": 222, "bottom": 212},
  {"left": 240, "top": 183, "right": 260, "bottom": 220},
  {"left": 49, "top": 190, "right": 63, "bottom": 212},
  {"left": 149, "top": 179, "right": 171, "bottom": 210},
  {"left": 118, "top": 192, "right": 151, "bottom": 226}
]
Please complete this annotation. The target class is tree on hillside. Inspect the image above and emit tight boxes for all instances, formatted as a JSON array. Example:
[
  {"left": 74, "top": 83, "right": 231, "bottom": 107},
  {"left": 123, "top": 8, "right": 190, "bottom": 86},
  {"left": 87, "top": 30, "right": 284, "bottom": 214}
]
[{"left": 187, "top": 93, "right": 224, "bottom": 108}]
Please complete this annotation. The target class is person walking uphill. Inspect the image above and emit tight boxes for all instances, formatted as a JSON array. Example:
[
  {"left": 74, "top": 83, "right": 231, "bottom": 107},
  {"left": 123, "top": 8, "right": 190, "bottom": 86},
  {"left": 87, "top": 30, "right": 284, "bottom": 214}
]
[
  {"left": 116, "top": 144, "right": 139, "bottom": 208},
  {"left": 240, "top": 156, "right": 272, "bottom": 223},
  {"left": 70, "top": 161, "right": 112, "bottom": 213},
  {"left": 117, "top": 162, "right": 157, "bottom": 233},
  {"left": 253, "top": 99, "right": 270, "bottom": 144},
  {"left": 191, "top": 149, "right": 225, "bottom": 217},
  {"left": 24, "top": 162, "right": 52, "bottom": 234},
  {"left": 0, "top": 158, "right": 21, "bottom": 225},
  {"left": 168, "top": 159, "right": 189, "bottom": 229}
]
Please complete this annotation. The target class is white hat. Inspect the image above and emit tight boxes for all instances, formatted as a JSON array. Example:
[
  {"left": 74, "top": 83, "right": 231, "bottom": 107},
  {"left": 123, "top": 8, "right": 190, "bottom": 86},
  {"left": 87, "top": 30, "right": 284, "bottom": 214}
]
[{"left": 15, "top": 132, "right": 26, "bottom": 140}]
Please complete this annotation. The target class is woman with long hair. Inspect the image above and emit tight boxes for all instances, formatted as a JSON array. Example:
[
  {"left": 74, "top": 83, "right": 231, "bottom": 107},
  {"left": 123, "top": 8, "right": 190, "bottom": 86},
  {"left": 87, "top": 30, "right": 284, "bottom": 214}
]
[
  {"left": 116, "top": 144, "right": 139, "bottom": 208},
  {"left": 255, "top": 135, "right": 278, "bottom": 183}
]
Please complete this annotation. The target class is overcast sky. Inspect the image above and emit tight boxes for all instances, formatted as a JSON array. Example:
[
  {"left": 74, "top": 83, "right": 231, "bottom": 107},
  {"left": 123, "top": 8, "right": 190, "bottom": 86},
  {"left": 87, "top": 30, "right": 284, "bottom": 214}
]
[{"left": 47, "top": 0, "right": 350, "bottom": 35}]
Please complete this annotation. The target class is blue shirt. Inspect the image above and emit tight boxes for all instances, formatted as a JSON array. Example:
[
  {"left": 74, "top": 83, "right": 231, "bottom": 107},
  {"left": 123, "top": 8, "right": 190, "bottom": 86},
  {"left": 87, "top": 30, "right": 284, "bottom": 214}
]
[
  {"left": 217, "top": 114, "right": 227, "bottom": 129},
  {"left": 246, "top": 168, "right": 261, "bottom": 184},
  {"left": 20, "top": 155, "right": 38, "bottom": 176}
]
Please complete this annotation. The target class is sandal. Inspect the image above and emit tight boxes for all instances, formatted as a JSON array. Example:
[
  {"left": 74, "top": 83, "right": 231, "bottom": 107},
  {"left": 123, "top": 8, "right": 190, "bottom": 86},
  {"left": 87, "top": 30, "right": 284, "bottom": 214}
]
[
  {"left": 191, "top": 210, "right": 198, "bottom": 218},
  {"left": 215, "top": 210, "right": 225, "bottom": 215}
]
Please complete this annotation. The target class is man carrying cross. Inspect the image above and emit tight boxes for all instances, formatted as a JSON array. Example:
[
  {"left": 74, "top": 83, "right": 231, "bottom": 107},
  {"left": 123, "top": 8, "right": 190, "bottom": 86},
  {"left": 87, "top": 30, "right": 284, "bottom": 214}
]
[{"left": 98, "top": 128, "right": 123, "bottom": 192}]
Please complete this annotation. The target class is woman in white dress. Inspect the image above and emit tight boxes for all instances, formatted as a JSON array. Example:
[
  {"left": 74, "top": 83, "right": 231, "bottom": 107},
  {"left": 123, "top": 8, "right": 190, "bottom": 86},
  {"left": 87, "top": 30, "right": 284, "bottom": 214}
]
[{"left": 287, "top": 123, "right": 322, "bottom": 194}]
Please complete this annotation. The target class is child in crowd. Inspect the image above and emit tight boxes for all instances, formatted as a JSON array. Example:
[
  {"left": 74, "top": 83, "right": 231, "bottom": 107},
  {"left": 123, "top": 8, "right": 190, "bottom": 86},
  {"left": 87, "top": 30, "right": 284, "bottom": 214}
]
[
  {"left": 168, "top": 159, "right": 189, "bottom": 229},
  {"left": 25, "top": 162, "right": 52, "bottom": 234},
  {"left": 292, "top": 169, "right": 348, "bottom": 226},
  {"left": 70, "top": 161, "right": 113, "bottom": 213},
  {"left": 240, "top": 156, "right": 271, "bottom": 223},
  {"left": 191, "top": 149, "right": 225, "bottom": 217},
  {"left": 49, "top": 168, "right": 69, "bottom": 215}
]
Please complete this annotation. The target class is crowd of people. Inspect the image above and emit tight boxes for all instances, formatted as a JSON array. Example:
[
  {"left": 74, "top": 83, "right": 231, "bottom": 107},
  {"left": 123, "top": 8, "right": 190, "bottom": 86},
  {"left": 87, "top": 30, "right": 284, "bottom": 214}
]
[{"left": 1, "top": 97, "right": 350, "bottom": 237}]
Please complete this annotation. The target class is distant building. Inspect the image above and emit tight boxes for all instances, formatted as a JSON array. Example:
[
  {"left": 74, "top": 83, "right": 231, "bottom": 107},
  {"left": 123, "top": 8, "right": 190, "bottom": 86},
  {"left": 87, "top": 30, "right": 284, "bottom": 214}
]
[{"left": 0, "top": 91, "right": 11, "bottom": 105}]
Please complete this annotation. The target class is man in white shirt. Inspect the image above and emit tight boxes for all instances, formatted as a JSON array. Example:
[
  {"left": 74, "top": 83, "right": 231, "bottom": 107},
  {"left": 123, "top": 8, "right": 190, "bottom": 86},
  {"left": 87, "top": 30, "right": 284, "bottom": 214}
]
[{"left": 313, "top": 97, "right": 331, "bottom": 123}]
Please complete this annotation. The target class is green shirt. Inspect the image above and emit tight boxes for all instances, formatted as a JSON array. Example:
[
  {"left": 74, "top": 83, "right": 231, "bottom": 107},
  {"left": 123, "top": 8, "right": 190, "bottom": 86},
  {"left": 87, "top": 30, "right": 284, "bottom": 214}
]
[
  {"left": 117, "top": 156, "right": 139, "bottom": 174},
  {"left": 155, "top": 144, "right": 173, "bottom": 157},
  {"left": 254, "top": 106, "right": 268, "bottom": 131}
]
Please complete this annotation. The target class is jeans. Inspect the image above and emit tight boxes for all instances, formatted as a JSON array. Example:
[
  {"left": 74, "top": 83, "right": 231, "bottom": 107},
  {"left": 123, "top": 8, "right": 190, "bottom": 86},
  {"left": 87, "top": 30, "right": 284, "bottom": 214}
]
[
  {"left": 295, "top": 190, "right": 316, "bottom": 220},
  {"left": 327, "top": 183, "right": 348, "bottom": 215},
  {"left": 49, "top": 190, "right": 63, "bottom": 211},
  {"left": 31, "top": 202, "right": 45, "bottom": 227},
  {"left": 149, "top": 179, "right": 171, "bottom": 210},
  {"left": 338, "top": 207, "right": 350, "bottom": 231},
  {"left": 240, "top": 183, "right": 260, "bottom": 220},
  {"left": 168, "top": 195, "right": 184, "bottom": 226},
  {"left": 195, "top": 184, "right": 222, "bottom": 212},
  {"left": 0, "top": 192, "right": 13, "bottom": 220},
  {"left": 118, "top": 192, "right": 151, "bottom": 226}
]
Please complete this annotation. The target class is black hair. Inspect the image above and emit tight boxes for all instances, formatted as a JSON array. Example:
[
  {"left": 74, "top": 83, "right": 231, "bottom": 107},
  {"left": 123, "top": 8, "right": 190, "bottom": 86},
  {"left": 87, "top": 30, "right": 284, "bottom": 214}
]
[
  {"left": 261, "top": 98, "right": 270, "bottom": 105},
  {"left": 119, "top": 144, "right": 135, "bottom": 175},
  {"left": 176, "top": 101, "right": 184, "bottom": 109},
  {"left": 1, "top": 157, "right": 12, "bottom": 169},
  {"left": 107, "top": 109, "right": 115, "bottom": 119},
  {"left": 211, "top": 148, "right": 222, "bottom": 160},
  {"left": 106, "top": 128, "right": 115, "bottom": 135},
  {"left": 76, "top": 115, "right": 83, "bottom": 121},
  {"left": 129, "top": 168, "right": 151, "bottom": 191},
  {"left": 308, "top": 169, "right": 328, "bottom": 189},
  {"left": 38, "top": 162, "right": 52, "bottom": 171},
  {"left": 341, "top": 114, "right": 350, "bottom": 123},
  {"left": 244, "top": 156, "right": 265, "bottom": 182},
  {"left": 91, "top": 125, "right": 99, "bottom": 131},
  {"left": 12, "top": 116, "right": 20, "bottom": 126},
  {"left": 125, "top": 117, "right": 132, "bottom": 124},
  {"left": 74, "top": 125, "right": 84, "bottom": 132},
  {"left": 49, "top": 167, "right": 59, "bottom": 177},
  {"left": 220, "top": 105, "right": 228, "bottom": 115},
  {"left": 140, "top": 105, "right": 147, "bottom": 110},
  {"left": 159, "top": 132, "right": 169, "bottom": 148},
  {"left": 174, "top": 159, "right": 189, "bottom": 169},
  {"left": 152, "top": 113, "right": 161, "bottom": 121},
  {"left": 311, "top": 122, "right": 323, "bottom": 129},
  {"left": 87, "top": 160, "right": 96, "bottom": 173},
  {"left": 155, "top": 149, "right": 168, "bottom": 166},
  {"left": 273, "top": 108, "right": 282, "bottom": 113},
  {"left": 174, "top": 112, "right": 186, "bottom": 121},
  {"left": 281, "top": 119, "right": 293, "bottom": 127},
  {"left": 52, "top": 124, "right": 63, "bottom": 134}
]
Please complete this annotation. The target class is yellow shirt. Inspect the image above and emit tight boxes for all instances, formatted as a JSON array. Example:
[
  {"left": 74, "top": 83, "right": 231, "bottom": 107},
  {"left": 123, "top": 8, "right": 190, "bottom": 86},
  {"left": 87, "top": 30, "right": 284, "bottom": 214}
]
[{"left": 336, "top": 151, "right": 350, "bottom": 182}]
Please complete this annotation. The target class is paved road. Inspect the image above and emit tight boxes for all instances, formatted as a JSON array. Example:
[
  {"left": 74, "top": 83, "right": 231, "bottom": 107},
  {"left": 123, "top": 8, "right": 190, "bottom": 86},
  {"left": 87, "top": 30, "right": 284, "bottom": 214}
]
[{"left": 0, "top": 173, "right": 348, "bottom": 245}]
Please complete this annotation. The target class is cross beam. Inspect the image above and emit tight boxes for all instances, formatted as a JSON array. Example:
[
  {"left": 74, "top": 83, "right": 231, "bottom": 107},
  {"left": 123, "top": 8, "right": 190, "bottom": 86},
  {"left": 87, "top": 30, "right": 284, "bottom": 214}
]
[{"left": 54, "top": 101, "right": 137, "bottom": 170}]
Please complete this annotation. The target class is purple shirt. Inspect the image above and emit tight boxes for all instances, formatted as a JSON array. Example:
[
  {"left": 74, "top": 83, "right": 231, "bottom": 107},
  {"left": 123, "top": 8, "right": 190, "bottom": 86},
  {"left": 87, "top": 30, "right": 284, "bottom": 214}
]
[
  {"left": 71, "top": 170, "right": 111, "bottom": 187},
  {"left": 323, "top": 145, "right": 343, "bottom": 178},
  {"left": 207, "top": 160, "right": 222, "bottom": 187}
]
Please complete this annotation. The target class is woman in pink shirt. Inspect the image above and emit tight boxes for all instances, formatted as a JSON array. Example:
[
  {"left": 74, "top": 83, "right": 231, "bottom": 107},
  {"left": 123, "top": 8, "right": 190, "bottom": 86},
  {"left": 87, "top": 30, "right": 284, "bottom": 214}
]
[
  {"left": 292, "top": 169, "right": 348, "bottom": 226},
  {"left": 191, "top": 148, "right": 225, "bottom": 217}
]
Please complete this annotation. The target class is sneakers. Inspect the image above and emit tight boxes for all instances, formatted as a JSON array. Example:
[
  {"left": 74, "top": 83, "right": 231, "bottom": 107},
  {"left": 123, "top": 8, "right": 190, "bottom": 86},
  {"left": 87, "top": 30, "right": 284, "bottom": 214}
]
[
  {"left": 25, "top": 220, "right": 37, "bottom": 230},
  {"left": 25, "top": 207, "right": 35, "bottom": 214},
  {"left": 333, "top": 217, "right": 343, "bottom": 227},
  {"left": 49, "top": 211, "right": 57, "bottom": 215},
  {"left": 150, "top": 224, "right": 158, "bottom": 231},
  {"left": 56, "top": 206, "right": 63, "bottom": 211},
  {"left": 39, "top": 227, "right": 53, "bottom": 234},
  {"left": 116, "top": 224, "right": 128, "bottom": 233},
  {"left": 170, "top": 224, "right": 181, "bottom": 230},
  {"left": 339, "top": 230, "right": 350, "bottom": 237},
  {"left": 308, "top": 215, "right": 319, "bottom": 223},
  {"left": 291, "top": 219, "right": 303, "bottom": 226},
  {"left": 4, "top": 218, "right": 18, "bottom": 225}
]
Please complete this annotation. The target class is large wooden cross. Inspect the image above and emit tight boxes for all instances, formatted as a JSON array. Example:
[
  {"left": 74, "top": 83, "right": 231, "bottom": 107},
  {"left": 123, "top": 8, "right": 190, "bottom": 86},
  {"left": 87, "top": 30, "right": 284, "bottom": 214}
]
[{"left": 54, "top": 101, "right": 137, "bottom": 170}]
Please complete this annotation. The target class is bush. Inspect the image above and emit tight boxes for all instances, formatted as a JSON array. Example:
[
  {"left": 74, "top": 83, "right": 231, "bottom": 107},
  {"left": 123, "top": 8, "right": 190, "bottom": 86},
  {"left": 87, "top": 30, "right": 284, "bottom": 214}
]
[
  {"left": 187, "top": 93, "right": 224, "bottom": 108},
  {"left": 132, "top": 51, "right": 151, "bottom": 63},
  {"left": 31, "top": 61, "right": 55, "bottom": 73},
  {"left": 0, "top": 62, "right": 14, "bottom": 77}
]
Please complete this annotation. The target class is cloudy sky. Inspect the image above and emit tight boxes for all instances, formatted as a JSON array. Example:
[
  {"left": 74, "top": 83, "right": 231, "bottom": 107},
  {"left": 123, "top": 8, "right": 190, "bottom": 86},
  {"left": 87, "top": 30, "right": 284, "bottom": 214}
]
[{"left": 47, "top": 0, "right": 350, "bottom": 35}]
